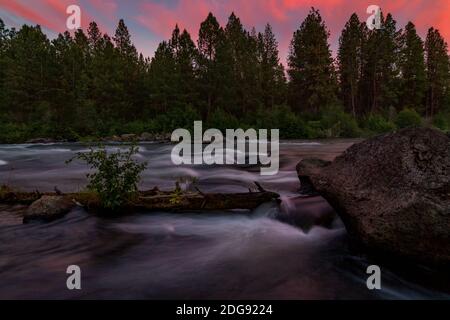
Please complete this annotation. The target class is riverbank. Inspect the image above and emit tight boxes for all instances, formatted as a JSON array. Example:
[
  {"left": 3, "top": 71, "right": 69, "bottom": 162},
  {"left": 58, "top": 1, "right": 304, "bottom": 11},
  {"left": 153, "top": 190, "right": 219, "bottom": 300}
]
[{"left": 22, "top": 132, "right": 172, "bottom": 145}]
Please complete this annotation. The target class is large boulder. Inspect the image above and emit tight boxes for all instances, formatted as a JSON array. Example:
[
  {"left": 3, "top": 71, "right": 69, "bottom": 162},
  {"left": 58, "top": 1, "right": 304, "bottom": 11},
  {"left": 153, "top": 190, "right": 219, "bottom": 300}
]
[
  {"left": 24, "top": 196, "right": 75, "bottom": 223},
  {"left": 296, "top": 128, "right": 450, "bottom": 265}
]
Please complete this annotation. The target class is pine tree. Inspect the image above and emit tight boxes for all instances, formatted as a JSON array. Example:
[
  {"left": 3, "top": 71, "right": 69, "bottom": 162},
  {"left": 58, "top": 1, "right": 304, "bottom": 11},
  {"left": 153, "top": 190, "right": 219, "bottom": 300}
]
[
  {"left": 0, "top": 18, "right": 10, "bottom": 116},
  {"left": 172, "top": 28, "right": 198, "bottom": 106},
  {"left": 87, "top": 21, "right": 102, "bottom": 54},
  {"left": 425, "top": 27, "right": 450, "bottom": 118},
  {"left": 50, "top": 31, "right": 76, "bottom": 129},
  {"left": 198, "top": 13, "right": 222, "bottom": 61},
  {"left": 224, "top": 12, "right": 249, "bottom": 113},
  {"left": 3, "top": 25, "right": 52, "bottom": 122},
  {"left": 113, "top": 19, "right": 137, "bottom": 59},
  {"left": 398, "top": 22, "right": 427, "bottom": 113},
  {"left": 90, "top": 33, "right": 121, "bottom": 127},
  {"left": 149, "top": 41, "right": 177, "bottom": 113},
  {"left": 338, "top": 13, "right": 364, "bottom": 117},
  {"left": 113, "top": 19, "right": 139, "bottom": 121},
  {"left": 360, "top": 13, "right": 401, "bottom": 115},
  {"left": 288, "top": 8, "right": 337, "bottom": 114},
  {"left": 258, "top": 24, "right": 286, "bottom": 108},
  {"left": 198, "top": 13, "right": 224, "bottom": 118}
]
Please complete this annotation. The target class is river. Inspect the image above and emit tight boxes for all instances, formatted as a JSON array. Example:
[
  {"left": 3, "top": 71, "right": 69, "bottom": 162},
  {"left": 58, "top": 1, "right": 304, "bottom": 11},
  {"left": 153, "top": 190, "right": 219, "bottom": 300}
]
[{"left": 0, "top": 141, "right": 448, "bottom": 299}]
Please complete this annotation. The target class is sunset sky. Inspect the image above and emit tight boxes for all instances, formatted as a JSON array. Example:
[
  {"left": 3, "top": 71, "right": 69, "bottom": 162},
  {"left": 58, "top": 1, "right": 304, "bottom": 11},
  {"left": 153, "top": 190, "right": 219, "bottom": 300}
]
[{"left": 0, "top": 0, "right": 449, "bottom": 63}]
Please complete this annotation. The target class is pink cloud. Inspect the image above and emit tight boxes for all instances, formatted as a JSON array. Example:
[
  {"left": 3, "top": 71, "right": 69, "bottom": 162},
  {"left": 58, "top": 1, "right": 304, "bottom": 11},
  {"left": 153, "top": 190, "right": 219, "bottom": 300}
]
[
  {"left": 89, "top": 0, "right": 117, "bottom": 19},
  {"left": 0, "top": 0, "right": 106, "bottom": 33},
  {"left": 133, "top": 0, "right": 450, "bottom": 63},
  {"left": 0, "top": 0, "right": 62, "bottom": 31},
  {"left": 1, "top": 0, "right": 449, "bottom": 60}
]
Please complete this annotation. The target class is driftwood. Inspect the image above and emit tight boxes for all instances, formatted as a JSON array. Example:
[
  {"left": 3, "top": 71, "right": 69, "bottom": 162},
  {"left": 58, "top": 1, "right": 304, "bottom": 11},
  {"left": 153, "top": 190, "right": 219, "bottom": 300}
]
[{"left": 0, "top": 183, "right": 280, "bottom": 213}]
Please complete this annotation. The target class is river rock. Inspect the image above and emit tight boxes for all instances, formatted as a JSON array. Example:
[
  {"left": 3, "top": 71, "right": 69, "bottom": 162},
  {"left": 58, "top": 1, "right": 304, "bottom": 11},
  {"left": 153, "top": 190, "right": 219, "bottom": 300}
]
[
  {"left": 139, "top": 132, "right": 154, "bottom": 141},
  {"left": 278, "top": 196, "right": 336, "bottom": 231},
  {"left": 120, "top": 134, "right": 138, "bottom": 142},
  {"left": 296, "top": 127, "right": 450, "bottom": 265},
  {"left": 24, "top": 196, "right": 75, "bottom": 223}
]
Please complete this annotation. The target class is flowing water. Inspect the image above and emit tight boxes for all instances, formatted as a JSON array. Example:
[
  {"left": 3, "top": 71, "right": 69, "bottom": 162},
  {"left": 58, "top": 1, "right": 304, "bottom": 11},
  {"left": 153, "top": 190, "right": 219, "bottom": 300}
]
[{"left": 0, "top": 141, "right": 448, "bottom": 300}]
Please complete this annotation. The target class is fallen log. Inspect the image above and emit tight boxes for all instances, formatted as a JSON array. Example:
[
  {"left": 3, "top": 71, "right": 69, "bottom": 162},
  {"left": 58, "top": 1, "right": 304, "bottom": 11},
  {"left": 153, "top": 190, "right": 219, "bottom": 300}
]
[
  {"left": 130, "top": 190, "right": 280, "bottom": 211},
  {"left": 0, "top": 184, "right": 280, "bottom": 217}
]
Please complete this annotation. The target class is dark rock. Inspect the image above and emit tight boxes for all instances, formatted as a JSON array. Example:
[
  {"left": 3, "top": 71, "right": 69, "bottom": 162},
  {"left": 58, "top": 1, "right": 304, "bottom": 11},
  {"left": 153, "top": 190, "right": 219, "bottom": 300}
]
[
  {"left": 24, "top": 196, "right": 75, "bottom": 223},
  {"left": 278, "top": 195, "right": 336, "bottom": 230},
  {"left": 139, "top": 132, "right": 154, "bottom": 141},
  {"left": 120, "top": 134, "right": 138, "bottom": 142},
  {"left": 296, "top": 128, "right": 450, "bottom": 265},
  {"left": 297, "top": 159, "right": 330, "bottom": 195}
]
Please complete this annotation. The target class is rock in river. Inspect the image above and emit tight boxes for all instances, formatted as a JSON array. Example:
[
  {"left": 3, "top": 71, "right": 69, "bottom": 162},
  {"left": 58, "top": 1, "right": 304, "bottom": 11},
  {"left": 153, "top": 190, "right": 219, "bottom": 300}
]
[
  {"left": 24, "top": 196, "right": 75, "bottom": 223},
  {"left": 296, "top": 128, "right": 450, "bottom": 265}
]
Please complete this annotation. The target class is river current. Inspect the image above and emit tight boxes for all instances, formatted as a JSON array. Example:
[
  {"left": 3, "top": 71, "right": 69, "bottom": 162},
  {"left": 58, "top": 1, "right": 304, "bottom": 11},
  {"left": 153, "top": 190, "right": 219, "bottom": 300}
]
[{"left": 0, "top": 141, "right": 448, "bottom": 299}]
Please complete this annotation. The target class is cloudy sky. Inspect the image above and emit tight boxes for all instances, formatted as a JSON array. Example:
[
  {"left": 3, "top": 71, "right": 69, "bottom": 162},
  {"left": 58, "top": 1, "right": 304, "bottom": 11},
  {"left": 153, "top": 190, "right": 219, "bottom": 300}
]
[{"left": 0, "top": 0, "right": 449, "bottom": 63}]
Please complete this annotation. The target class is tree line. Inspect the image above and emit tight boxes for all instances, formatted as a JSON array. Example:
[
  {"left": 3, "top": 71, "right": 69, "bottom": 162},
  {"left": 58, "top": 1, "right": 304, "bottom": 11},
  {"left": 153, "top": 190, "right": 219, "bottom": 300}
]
[{"left": 0, "top": 8, "right": 449, "bottom": 142}]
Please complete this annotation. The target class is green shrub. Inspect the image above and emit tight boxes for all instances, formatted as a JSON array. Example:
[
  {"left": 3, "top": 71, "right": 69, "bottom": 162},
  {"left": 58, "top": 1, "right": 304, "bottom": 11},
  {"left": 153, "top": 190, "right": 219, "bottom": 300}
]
[
  {"left": 207, "top": 108, "right": 240, "bottom": 131},
  {"left": 252, "top": 105, "right": 322, "bottom": 139},
  {"left": 67, "top": 145, "right": 147, "bottom": 210},
  {"left": 320, "top": 106, "right": 361, "bottom": 138},
  {"left": 433, "top": 112, "right": 449, "bottom": 131},
  {"left": 122, "top": 121, "right": 147, "bottom": 135},
  {"left": 395, "top": 108, "right": 422, "bottom": 129},
  {"left": 364, "top": 115, "right": 396, "bottom": 134},
  {"left": 0, "top": 123, "right": 27, "bottom": 143}
]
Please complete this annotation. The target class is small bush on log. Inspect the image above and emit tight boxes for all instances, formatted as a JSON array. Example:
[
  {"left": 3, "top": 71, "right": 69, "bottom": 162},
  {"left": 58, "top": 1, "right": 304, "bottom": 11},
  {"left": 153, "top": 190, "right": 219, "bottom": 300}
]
[{"left": 67, "top": 145, "right": 147, "bottom": 210}]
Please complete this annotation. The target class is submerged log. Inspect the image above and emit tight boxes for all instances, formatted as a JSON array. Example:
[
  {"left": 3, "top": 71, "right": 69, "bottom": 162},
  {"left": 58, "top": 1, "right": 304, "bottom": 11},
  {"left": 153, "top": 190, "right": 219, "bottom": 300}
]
[{"left": 0, "top": 184, "right": 280, "bottom": 217}]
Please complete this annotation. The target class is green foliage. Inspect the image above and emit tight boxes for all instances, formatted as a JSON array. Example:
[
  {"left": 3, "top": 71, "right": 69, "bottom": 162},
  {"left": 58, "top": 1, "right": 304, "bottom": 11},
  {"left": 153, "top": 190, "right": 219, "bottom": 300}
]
[
  {"left": 363, "top": 115, "right": 397, "bottom": 134},
  {"left": 320, "top": 106, "right": 361, "bottom": 138},
  {"left": 396, "top": 108, "right": 422, "bottom": 128},
  {"left": 122, "top": 121, "right": 147, "bottom": 135},
  {"left": 169, "top": 182, "right": 184, "bottom": 205},
  {"left": 254, "top": 105, "right": 308, "bottom": 138},
  {"left": 0, "top": 122, "right": 28, "bottom": 143},
  {"left": 207, "top": 108, "right": 240, "bottom": 131},
  {"left": 433, "top": 112, "right": 450, "bottom": 131},
  {"left": 67, "top": 145, "right": 147, "bottom": 210}
]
